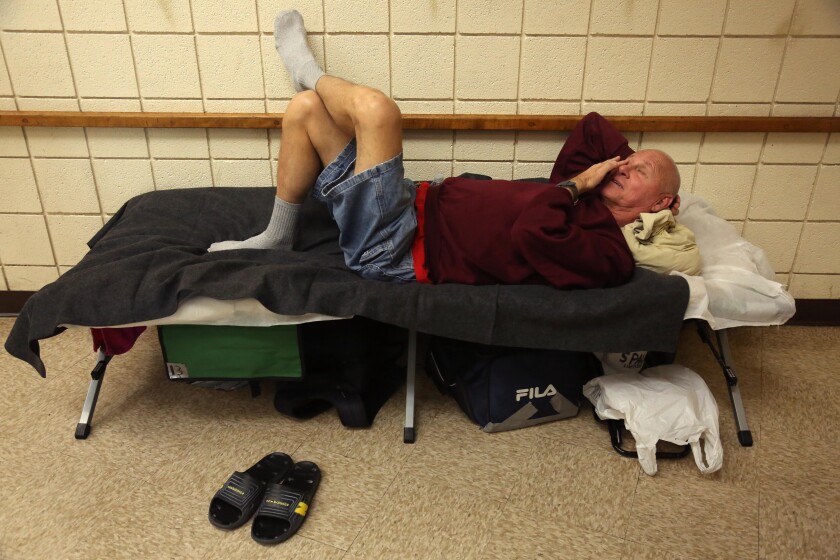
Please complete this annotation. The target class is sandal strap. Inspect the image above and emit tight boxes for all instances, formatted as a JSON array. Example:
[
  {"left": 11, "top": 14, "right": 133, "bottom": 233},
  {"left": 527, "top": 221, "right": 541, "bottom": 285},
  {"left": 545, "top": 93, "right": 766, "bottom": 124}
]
[
  {"left": 257, "top": 485, "right": 307, "bottom": 520},
  {"left": 214, "top": 471, "right": 263, "bottom": 510}
]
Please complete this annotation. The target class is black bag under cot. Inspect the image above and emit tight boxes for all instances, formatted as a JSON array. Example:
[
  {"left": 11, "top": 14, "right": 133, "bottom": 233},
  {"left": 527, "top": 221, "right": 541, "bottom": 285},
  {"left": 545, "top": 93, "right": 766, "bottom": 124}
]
[
  {"left": 426, "top": 336, "right": 598, "bottom": 432},
  {"left": 159, "top": 317, "right": 407, "bottom": 428}
]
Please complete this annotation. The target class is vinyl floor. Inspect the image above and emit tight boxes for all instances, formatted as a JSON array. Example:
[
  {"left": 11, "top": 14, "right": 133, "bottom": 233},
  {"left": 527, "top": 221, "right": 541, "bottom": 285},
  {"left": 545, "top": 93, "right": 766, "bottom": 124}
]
[{"left": 1, "top": 318, "right": 837, "bottom": 559}]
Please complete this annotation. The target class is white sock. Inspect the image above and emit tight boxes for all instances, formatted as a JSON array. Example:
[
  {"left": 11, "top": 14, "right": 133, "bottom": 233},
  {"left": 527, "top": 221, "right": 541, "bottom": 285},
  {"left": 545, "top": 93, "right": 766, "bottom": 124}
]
[
  {"left": 274, "top": 9, "right": 325, "bottom": 92},
  {"left": 208, "top": 196, "right": 301, "bottom": 252}
]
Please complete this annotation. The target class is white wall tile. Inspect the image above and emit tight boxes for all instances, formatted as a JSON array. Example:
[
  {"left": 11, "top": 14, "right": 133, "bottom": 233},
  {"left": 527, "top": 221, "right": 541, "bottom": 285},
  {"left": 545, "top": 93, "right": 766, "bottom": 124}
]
[
  {"left": 59, "top": 0, "right": 126, "bottom": 32},
  {"left": 707, "top": 103, "right": 771, "bottom": 117},
  {"left": 580, "top": 102, "right": 644, "bottom": 116},
  {"left": 33, "top": 159, "right": 100, "bottom": 213},
  {"left": 693, "top": 164, "right": 756, "bottom": 219},
  {"left": 123, "top": 0, "right": 193, "bottom": 32},
  {"left": 518, "top": 101, "right": 581, "bottom": 115},
  {"left": 66, "top": 34, "right": 138, "bottom": 98},
  {"left": 86, "top": 129, "right": 149, "bottom": 158},
  {"left": 513, "top": 162, "right": 553, "bottom": 180},
  {"left": 458, "top": 0, "right": 522, "bottom": 34},
  {"left": 392, "top": 35, "right": 454, "bottom": 100},
  {"left": 749, "top": 165, "right": 818, "bottom": 220},
  {"left": 640, "top": 132, "right": 703, "bottom": 163},
  {"left": 153, "top": 160, "right": 213, "bottom": 189},
  {"left": 325, "top": 35, "right": 390, "bottom": 95},
  {"left": 2, "top": 32, "right": 76, "bottom": 97},
  {"left": 809, "top": 165, "right": 840, "bottom": 221},
  {"left": 724, "top": 0, "right": 796, "bottom": 35},
  {"left": 80, "top": 98, "right": 142, "bottom": 112},
  {"left": 0, "top": 1, "right": 62, "bottom": 31},
  {"left": 46, "top": 215, "right": 104, "bottom": 266},
  {"left": 391, "top": 0, "right": 455, "bottom": 33},
  {"left": 92, "top": 159, "right": 155, "bottom": 213},
  {"left": 821, "top": 135, "right": 840, "bottom": 164},
  {"left": 142, "top": 99, "right": 204, "bottom": 112},
  {"left": 397, "top": 100, "right": 454, "bottom": 114},
  {"left": 0, "top": 214, "right": 54, "bottom": 265},
  {"left": 776, "top": 39, "right": 840, "bottom": 103},
  {"left": 324, "top": 0, "right": 389, "bottom": 32},
  {"left": 197, "top": 35, "right": 264, "bottom": 99},
  {"left": 523, "top": 0, "right": 590, "bottom": 35},
  {"left": 4, "top": 266, "right": 59, "bottom": 290},
  {"left": 515, "top": 132, "right": 567, "bottom": 162},
  {"left": 403, "top": 131, "right": 454, "bottom": 161},
  {"left": 791, "top": 0, "right": 840, "bottom": 36},
  {"left": 208, "top": 129, "right": 270, "bottom": 159},
  {"left": 795, "top": 223, "right": 840, "bottom": 273},
  {"left": 742, "top": 221, "right": 803, "bottom": 272},
  {"left": 0, "top": 158, "right": 41, "bottom": 212},
  {"left": 520, "top": 37, "right": 586, "bottom": 101},
  {"left": 454, "top": 101, "right": 518, "bottom": 114},
  {"left": 16, "top": 98, "right": 79, "bottom": 111},
  {"left": 454, "top": 131, "right": 516, "bottom": 161},
  {"left": 455, "top": 35, "right": 519, "bottom": 100},
  {"left": 763, "top": 133, "right": 828, "bottom": 164},
  {"left": 643, "top": 103, "right": 707, "bottom": 116},
  {"left": 404, "top": 160, "right": 451, "bottom": 182},
  {"left": 0, "top": 43, "right": 12, "bottom": 96},
  {"left": 657, "top": 0, "right": 726, "bottom": 36},
  {"left": 788, "top": 274, "right": 840, "bottom": 298},
  {"left": 647, "top": 38, "right": 717, "bottom": 102},
  {"left": 132, "top": 35, "right": 202, "bottom": 98},
  {"left": 699, "top": 133, "right": 765, "bottom": 163},
  {"left": 258, "top": 0, "right": 325, "bottom": 33},
  {"left": 0, "top": 127, "right": 28, "bottom": 156},
  {"left": 590, "top": 0, "right": 657, "bottom": 35},
  {"left": 676, "top": 163, "right": 696, "bottom": 192},
  {"left": 262, "top": 34, "right": 324, "bottom": 100},
  {"left": 771, "top": 104, "right": 835, "bottom": 117},
  {"left": 26, "top": 128, "right": 89, "bottom": 158},
  {"left": 192, "top": 0, "right": 258, "bottom": 32},
  {"left": 452, "top": 161, "right": 513, "bottom": 180},
  {"left": 0, "top": 271, "right": 6, "bottom": 290},
  {"left": 0, "top": 98, "right": 17, "bottom": 110},
  {"left": 212, "top": 159, "right": 273, "bottom": 186},
  {"left": 584, "top": 38, "right": 653, "bottom": 101},
  {"left": 711, "top": 38, "right": 785, "bottom": 103},
  {"left": 203, "top": 99, "right": 266, "bottom": 113},
  {"left": 148, "top": 129, "right": 210, "bottom": 160}
]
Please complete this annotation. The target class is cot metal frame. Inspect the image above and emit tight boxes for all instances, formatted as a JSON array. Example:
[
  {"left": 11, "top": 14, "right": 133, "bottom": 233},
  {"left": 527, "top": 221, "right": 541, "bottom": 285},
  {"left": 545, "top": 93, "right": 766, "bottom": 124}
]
[{"left": 74, "top": 324, "right": 750, "bottom": 447}]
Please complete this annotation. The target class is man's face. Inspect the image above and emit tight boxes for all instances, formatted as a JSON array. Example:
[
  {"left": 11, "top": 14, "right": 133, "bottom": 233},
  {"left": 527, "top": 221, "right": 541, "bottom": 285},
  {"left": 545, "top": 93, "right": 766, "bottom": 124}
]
[{"left": 599, "top": 150, "right": 672, "bottom": 213}]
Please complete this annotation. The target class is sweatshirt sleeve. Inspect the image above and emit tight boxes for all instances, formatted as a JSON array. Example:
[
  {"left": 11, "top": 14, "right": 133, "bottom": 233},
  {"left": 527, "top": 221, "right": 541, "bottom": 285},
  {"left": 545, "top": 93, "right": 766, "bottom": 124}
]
[{"left": 510, "top": 188, "right": 635, "bottom": 289}]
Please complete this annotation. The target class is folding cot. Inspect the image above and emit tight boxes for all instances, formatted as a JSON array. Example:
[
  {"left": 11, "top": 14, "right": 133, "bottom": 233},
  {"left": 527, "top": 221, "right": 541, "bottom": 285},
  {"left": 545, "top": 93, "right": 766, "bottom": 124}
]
[{"left": 4, "top": 184, "right": 793, "bottom": 445}]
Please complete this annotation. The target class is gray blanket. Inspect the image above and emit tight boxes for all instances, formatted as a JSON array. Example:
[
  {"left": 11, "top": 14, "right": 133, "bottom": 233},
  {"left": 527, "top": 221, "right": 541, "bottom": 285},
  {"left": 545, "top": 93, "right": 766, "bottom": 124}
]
[{"left": 5, "top": 187, "right": 690, "bottom": 377}]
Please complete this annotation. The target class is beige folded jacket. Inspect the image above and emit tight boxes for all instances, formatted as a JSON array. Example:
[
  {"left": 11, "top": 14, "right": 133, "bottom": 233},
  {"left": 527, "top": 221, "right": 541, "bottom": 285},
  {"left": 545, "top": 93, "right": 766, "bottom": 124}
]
[{"left": 622, "top": 209, "right": 702, "bottom": 276}]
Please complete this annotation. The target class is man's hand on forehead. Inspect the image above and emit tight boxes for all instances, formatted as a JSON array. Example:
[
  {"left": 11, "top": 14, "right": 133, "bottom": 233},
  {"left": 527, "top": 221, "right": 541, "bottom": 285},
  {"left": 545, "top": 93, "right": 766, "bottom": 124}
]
[{"left": 568, "top": 156, "right": 627, "bottom": 194}]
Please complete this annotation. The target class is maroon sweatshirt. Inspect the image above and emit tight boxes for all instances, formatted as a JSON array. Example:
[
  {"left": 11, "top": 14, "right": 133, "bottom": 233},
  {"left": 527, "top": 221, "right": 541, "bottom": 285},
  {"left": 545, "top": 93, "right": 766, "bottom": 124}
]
[
  {"left": 415, "top": 113, "right": 638, "bottom": 289},
  {"left": 422, "top": 178, "right": 634, "bottom": 289}
]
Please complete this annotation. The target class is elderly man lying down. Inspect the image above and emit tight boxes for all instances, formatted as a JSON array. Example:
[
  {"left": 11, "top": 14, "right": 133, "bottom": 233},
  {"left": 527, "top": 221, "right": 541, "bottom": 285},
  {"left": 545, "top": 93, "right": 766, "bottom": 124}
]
[{"left": 209, "top": 9, "right": 699, "bottom": 289}]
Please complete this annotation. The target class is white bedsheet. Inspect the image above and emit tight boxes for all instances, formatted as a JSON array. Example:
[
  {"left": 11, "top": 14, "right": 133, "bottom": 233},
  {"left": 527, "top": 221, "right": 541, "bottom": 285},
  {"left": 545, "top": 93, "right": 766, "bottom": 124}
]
[{"left": 80, "top": 194, "right": 793, "bottom": 331}]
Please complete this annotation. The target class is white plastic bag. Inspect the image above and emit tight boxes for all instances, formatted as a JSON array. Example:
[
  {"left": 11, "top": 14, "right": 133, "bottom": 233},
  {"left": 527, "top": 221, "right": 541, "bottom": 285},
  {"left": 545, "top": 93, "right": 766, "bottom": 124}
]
[{"left": 583, "top": 364, "right": 723, "bottom": 476}]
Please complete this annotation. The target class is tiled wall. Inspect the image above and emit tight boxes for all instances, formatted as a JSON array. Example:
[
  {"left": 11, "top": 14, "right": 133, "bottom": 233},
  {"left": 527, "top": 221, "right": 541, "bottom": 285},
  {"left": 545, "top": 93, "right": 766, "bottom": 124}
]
[{"left": 0, "top": 0, "right": 839, "bottom": 297}]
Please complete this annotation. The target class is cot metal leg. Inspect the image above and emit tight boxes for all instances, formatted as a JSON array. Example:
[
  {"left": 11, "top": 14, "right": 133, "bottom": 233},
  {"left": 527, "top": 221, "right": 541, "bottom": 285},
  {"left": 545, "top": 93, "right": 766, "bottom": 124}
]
[
  {"left": 75, "top": 349, "right": 111, "bottom": 440},
  {"left": 696, "top": 323, "right": 753, "bottom": 447},
  {"left": 403, "top": 329, "right": 417, "bottom": 443}
]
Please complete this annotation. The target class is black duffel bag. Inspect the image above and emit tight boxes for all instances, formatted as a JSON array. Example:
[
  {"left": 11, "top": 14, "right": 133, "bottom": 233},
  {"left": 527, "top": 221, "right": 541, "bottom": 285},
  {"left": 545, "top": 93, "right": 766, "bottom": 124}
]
[{"left": 427, "top": 336, "right": 598, "bottom": 432}]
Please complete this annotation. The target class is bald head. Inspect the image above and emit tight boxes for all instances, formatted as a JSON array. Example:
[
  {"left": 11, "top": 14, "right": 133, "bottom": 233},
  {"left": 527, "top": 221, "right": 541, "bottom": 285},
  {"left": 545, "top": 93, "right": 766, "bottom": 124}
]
[{"left": 638, "top": 149, "right": 680, "bottom": 197}]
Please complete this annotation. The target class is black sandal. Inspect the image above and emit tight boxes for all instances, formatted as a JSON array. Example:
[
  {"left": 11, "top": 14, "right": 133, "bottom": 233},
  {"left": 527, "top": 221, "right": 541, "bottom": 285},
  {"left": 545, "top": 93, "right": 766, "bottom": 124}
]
[
  {"left": 208, "top": 452, "right": 293, "bottom": 530},
  {"left": 251, "top": 461, "right": 321, "bottom": 544}
]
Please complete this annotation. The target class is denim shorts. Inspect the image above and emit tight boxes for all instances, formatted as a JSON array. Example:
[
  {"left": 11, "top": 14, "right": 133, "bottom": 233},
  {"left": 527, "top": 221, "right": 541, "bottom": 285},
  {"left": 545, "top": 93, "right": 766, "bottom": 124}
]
[{"left": 311, "top": 139, "right": 417, "bottom": 283}]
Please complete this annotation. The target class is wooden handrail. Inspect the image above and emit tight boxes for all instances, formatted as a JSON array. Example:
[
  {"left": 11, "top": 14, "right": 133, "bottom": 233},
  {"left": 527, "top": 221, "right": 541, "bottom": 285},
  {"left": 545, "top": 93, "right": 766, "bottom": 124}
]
[{"left": 0, "top": 111, "right": 837, "bottom": 132}]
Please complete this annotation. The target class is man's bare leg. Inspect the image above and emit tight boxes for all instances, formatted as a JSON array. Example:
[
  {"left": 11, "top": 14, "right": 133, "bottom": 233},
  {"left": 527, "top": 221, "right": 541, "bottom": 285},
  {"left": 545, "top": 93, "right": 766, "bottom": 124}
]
[{"left": 209, "top": 9, "right": 402, "bottom": 251}]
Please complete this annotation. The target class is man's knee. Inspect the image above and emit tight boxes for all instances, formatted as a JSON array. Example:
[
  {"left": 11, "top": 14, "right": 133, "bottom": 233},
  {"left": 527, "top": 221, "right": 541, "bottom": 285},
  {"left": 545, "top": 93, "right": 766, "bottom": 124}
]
[
  {"left": 285, "top": 90, "right": 323, "bottom": 124},
  {"left": 351, "top": 88, "right": 401, "bottom": 131}
]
